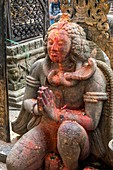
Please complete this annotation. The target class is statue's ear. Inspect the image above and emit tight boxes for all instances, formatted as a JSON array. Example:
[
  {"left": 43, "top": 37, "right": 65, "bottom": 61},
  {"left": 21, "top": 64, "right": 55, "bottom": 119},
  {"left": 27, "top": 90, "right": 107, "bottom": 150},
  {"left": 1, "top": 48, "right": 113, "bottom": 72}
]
[{"left": 64, "top": 58, "right": 97, "bottom": 80}]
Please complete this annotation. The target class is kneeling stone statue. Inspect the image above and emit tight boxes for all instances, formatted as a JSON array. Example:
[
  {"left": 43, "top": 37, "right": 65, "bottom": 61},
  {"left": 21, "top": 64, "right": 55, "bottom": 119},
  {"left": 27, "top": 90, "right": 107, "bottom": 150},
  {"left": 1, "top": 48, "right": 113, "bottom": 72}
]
[{"left": 6, "top": 14, "right": 113, "bottom": 170}]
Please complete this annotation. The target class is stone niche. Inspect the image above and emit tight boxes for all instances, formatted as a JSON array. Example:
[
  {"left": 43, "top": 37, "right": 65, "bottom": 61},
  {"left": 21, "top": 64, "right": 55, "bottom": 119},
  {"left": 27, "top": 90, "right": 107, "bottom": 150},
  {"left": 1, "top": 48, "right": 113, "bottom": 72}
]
[{"left": 7, "top": 36, "right": 45, "bottom": 108}]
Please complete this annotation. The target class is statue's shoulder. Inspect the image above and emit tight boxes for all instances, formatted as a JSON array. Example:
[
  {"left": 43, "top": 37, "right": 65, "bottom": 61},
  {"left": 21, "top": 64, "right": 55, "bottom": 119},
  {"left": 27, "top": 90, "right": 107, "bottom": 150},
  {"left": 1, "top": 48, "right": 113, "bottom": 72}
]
[
  {"left": 30, "top": 58, "right": 46, "bottom": 72},
  {"left": 93, "top": 66, "right": 106, "bottom": 84},
  {"left": 85, "top": 61, "right": 107, "bottom": 92},
  {"left": 29, "top": 57, "right": 49, "bottom": 78}
]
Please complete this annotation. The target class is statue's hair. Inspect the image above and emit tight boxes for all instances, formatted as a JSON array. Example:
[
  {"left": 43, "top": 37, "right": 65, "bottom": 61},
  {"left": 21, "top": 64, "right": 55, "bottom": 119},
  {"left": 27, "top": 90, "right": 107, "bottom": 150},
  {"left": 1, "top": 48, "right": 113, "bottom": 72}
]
[{"left": 44, "top": 14, "right": 91, "bottom": 62}]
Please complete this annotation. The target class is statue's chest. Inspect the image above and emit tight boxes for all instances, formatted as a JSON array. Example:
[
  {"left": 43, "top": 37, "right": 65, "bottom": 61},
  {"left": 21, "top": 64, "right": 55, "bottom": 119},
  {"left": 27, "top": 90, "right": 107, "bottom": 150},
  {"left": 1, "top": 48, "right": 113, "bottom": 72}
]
[{"left": 46, "top": 81, "right": 85, "bottom": 109}]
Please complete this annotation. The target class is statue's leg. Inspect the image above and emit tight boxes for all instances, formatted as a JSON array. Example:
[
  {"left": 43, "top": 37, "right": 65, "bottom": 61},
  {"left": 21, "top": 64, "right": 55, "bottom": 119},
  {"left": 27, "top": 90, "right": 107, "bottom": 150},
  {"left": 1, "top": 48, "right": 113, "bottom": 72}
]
[
  {"left": 57, "top": 120, "right": 90, "bottom": 170},
  {"left": 6, "top": 125, "right": 48, "bottom": 170}
]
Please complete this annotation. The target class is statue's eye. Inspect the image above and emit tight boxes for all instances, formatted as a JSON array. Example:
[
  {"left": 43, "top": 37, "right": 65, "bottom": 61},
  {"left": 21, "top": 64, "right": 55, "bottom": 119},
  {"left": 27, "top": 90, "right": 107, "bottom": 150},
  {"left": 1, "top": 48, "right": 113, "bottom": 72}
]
[{"left": 58, "top": 41, "right": 64, "bottom": 46}]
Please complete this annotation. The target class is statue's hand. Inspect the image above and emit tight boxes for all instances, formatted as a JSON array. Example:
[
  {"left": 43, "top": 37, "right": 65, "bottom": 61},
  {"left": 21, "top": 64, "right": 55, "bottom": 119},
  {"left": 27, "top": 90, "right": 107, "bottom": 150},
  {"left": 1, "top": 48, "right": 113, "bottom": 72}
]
[{"left": 37, "top": 86, "right": 58, "bottom": 121}]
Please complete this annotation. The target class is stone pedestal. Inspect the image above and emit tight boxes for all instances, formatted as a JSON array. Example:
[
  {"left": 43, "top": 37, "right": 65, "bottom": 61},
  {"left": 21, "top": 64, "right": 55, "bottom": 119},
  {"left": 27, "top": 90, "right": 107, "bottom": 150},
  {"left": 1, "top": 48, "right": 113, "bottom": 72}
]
[{"left": 0, "top": 140, "right": 13, "bottom": 163}]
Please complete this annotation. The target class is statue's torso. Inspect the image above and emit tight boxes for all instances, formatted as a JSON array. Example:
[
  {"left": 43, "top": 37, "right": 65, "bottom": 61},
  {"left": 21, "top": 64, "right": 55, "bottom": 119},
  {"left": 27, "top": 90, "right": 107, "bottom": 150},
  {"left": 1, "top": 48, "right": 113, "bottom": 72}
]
[
  {"left": 46, "top": 80, "right": 86, "bottom": 109},
  {"left": 34, "top": 58, "right": 106, "bottom": 107}
]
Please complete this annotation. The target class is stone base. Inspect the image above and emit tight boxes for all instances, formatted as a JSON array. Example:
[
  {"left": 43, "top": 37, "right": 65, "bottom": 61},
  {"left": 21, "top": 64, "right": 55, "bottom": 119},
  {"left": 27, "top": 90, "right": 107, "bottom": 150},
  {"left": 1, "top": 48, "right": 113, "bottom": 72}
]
[
  {"left": 0, "top": 162, "right": 7, "bottom": 170},
  {"left": 0, "top": 141, "right": 13, "bottom": 163}
]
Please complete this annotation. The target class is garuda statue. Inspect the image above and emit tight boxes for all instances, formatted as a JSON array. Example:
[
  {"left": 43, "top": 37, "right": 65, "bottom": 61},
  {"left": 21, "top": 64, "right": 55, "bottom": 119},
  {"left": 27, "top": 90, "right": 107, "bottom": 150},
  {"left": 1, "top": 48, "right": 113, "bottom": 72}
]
[{"left": 6, "top": 1, "right": 113, "bottom": 169}]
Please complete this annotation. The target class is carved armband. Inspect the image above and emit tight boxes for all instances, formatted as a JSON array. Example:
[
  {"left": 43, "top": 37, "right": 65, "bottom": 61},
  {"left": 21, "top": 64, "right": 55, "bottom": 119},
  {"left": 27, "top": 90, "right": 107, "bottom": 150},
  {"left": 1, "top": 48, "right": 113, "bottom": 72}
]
[
  {"left": 84, "top": 92, "right": 108, "bottom": 103},
  {"left": 31, "top": 102, "right": 37, "bottom": 116},
  {"left": 26, "top": 75, "right": 40, "bottom": 88}
]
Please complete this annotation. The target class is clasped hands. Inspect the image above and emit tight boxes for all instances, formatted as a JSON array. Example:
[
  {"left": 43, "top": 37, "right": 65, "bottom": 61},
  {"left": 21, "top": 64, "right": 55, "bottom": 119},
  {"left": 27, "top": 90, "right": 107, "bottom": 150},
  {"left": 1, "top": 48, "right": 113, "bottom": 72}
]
[
  {"left": 37, "top": 86, "right": 58, "bottom": 121},
  {"left": 24, "top": 86, "right": 83, "bottom": 123}
]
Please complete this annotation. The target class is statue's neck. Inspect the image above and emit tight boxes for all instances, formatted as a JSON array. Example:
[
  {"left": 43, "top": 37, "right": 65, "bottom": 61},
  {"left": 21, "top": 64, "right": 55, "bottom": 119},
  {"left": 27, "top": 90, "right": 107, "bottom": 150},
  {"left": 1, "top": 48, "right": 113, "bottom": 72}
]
[{"left": 50, "top": 58, "right": 76, "bottom": 72}]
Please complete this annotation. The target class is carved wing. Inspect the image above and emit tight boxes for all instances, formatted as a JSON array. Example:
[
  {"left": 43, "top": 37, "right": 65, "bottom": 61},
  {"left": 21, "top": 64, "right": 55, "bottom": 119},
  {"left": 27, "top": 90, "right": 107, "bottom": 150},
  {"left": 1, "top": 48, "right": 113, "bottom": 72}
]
[
  {"left": 91, "top": 60, "right": 113, "bottom": 167},
  {"left": 98, "top": 60, "right": 113, "bottom": 166}
]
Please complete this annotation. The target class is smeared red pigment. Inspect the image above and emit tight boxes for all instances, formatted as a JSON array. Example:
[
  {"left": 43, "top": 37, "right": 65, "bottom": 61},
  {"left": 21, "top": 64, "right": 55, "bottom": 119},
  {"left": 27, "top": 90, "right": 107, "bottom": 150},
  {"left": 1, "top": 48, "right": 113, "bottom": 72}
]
[{"left": 57, "top": 109, "right": 94, "bottom": 131}]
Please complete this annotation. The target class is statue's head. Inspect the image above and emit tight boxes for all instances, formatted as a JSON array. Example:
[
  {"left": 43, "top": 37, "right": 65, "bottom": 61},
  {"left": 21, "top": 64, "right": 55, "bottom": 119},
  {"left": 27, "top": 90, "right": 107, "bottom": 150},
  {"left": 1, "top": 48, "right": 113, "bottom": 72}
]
[{"left": 44, "top": 13, "right": 90, "bottom": 63}]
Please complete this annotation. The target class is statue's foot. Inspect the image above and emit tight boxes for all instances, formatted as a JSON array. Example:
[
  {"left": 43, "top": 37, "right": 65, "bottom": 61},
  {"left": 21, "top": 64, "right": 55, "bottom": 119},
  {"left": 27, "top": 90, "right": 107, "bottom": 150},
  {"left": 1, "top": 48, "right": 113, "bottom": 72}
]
[{"left": 45, "top": 153, "right": 62, "bottom": 170}]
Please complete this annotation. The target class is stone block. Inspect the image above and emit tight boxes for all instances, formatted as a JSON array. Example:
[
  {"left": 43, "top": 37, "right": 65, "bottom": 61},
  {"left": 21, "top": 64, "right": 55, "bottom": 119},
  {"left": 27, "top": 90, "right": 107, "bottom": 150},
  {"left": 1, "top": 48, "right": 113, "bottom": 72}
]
[{"left": 0, "top": 141, "right": 13, "bottom": 163}]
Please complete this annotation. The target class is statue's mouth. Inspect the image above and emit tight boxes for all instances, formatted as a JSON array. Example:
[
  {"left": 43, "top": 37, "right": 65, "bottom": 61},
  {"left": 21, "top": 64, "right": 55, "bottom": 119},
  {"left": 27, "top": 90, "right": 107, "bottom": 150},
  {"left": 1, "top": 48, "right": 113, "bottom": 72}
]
[{"left": 50, "top": 52, "right": 60, "bottom": 56}]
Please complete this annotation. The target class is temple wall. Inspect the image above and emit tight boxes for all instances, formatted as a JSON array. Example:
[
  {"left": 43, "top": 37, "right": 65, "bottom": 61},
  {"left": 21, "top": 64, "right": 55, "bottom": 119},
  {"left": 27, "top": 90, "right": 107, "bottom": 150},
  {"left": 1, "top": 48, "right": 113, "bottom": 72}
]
[{"left": 7, "top": 37, "right": 45, "bottom": 108}]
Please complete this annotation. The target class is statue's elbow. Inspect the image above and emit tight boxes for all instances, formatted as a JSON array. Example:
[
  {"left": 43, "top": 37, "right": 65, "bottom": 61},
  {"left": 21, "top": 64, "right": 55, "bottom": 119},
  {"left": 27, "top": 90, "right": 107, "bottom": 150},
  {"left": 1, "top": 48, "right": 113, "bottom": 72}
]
[
  {"left": 91, "top": 120, "right": 99, "bottom": 131},
  {"left": 86, "top": 120, "right": 97, "bottom": 131}
]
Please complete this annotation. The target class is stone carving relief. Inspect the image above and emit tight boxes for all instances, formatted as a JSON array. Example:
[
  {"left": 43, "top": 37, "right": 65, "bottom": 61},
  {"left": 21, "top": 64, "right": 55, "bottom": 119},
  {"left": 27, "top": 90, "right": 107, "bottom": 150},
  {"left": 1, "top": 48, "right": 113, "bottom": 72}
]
[{"left": 7, "top": 37, "right": 44, "bottom": 91}]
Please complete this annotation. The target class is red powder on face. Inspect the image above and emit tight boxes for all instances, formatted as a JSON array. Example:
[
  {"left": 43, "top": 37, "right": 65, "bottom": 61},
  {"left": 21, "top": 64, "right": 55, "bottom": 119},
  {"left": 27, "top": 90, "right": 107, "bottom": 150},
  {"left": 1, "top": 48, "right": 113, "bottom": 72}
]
[{"left": 47, "top": 29, "right": 71, "bottom": 63}]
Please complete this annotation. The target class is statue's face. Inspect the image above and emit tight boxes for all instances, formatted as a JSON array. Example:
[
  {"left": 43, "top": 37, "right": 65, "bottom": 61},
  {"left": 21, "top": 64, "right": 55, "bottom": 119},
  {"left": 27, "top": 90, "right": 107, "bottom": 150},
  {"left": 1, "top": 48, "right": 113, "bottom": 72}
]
[{"left": 47, "top": 29, "right": 71, "bottom": 63}]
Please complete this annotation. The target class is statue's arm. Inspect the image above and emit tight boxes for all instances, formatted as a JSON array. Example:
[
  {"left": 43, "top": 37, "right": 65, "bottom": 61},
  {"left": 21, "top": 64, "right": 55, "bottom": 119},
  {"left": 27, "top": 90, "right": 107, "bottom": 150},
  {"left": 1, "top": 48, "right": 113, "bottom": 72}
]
[
  {"left": 21, "top": 59, "right": 45, "bottom": 116},
  {"left": 57, "top": 100, "right": 105, "bottom": 131},
  {"left": 57, "top": 109, "right": 95, "bottom": 131}
]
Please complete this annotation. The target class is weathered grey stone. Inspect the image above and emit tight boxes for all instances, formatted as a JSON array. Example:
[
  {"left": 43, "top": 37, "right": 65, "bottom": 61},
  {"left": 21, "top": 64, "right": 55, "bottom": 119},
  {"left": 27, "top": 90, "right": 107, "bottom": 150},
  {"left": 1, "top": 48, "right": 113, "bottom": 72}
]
[
  {"left": 0, "top": 162, "right": 7, "bottom": 170},
  {"left": 0, "top": 141, "right": 13, "bottom": 163},
  {"left": 8, "top": 88, "right": 25, "bottom": 108},
  {"left": 8, "top": 88, "right": 25, "bottom": 98}
]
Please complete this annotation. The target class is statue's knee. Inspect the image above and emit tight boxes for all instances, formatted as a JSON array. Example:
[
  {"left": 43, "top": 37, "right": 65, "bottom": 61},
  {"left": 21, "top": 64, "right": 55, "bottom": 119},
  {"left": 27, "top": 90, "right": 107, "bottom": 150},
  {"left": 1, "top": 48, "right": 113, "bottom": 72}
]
[
  {"left": 58, "top": 120, "right": 85, "bottom": 140},
  {"left": 58, "top": 120, "right": 81, "bottom": 134}
]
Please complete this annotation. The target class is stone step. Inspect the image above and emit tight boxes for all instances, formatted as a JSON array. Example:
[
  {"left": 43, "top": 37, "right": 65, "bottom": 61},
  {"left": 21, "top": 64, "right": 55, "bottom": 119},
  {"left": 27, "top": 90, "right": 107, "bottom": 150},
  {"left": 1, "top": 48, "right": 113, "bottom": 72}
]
[{"left": 0, "top": 141, "right": 13, "bottom": 170}]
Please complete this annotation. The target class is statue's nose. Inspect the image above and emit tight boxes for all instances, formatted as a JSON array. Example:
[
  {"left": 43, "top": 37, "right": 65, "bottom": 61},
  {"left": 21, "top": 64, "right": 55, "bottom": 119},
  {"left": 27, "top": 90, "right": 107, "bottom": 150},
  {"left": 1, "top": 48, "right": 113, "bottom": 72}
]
[{"left": 51, "top": 42, "right": 58, "bottom": 51}]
